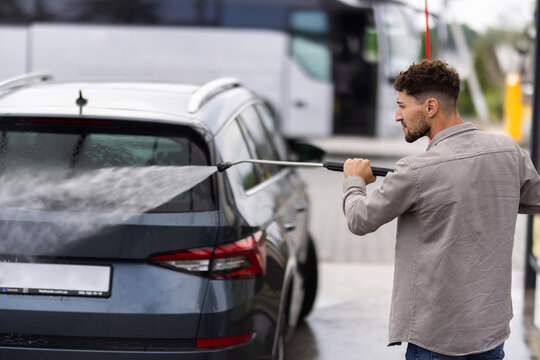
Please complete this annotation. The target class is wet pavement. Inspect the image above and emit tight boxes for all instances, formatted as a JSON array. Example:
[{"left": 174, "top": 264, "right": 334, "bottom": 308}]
[
  {"left": 286, "top": 264, "right": 535, "bottom": 359},
  {"left": 287, "top": 131, "right": 538, "bottom": 359}
]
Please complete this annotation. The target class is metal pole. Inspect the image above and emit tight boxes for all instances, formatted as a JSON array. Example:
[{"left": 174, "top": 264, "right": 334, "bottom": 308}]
[{"left": 524, "top": 0, "right": 540, "bottom": 289}]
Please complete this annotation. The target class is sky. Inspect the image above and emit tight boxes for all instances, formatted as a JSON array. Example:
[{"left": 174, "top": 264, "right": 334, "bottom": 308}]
[{"left": 403, "top": 0, "right": 536, "bottom": 32}]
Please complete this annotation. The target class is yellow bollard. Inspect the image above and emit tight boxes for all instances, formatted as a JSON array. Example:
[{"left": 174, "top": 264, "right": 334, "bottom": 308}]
[{"left": 503, "top": 73, "right": 524, "bottom": 141}]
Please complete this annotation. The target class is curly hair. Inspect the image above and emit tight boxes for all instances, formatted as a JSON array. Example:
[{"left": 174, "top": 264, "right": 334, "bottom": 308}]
[{"left": 394, "top": 59, "right": 461, "bottom": 114}]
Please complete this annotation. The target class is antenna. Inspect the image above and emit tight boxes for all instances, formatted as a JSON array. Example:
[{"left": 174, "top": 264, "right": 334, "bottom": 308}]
[{"left": 76, "top": 90, "right": 88, "bottom": 115}]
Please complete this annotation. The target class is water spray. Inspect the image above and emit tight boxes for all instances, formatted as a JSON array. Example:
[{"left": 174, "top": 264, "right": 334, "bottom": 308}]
[{"left": 0, "top": 159, "right": 393, "bottom": 254}]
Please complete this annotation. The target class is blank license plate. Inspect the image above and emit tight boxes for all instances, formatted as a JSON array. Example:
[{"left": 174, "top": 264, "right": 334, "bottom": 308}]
[{"left": 0, "top": 262, "right": 111, "bottom": 297}]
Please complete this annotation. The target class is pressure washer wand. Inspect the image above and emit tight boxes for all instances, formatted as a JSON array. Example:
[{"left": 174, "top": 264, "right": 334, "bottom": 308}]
[{"left": 217, "top": 160, "right": 393, "bottom": 177}]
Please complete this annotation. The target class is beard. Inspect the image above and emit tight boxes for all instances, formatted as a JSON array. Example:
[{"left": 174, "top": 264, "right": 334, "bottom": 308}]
[{"left": 404, "top": 111, "right": 430, "bottom": 143}]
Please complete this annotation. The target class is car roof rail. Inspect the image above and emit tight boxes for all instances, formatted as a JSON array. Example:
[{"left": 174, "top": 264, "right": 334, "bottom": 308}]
[
  {"left": 188, "top": 77, "right": 240, "bottom": 114},
  {"left": 0, "top": 72, "right": 53, "bottom": 91}
]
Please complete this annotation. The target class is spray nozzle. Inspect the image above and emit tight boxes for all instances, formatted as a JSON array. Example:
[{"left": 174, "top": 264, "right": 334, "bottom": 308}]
[{"left": 216, "top": 162, "right": 232, "bottom": 172}]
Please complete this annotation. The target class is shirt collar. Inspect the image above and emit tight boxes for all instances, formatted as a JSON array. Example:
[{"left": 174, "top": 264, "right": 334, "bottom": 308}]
[{"left": 426, "top": 122, "right": 478, "bottom": 151}]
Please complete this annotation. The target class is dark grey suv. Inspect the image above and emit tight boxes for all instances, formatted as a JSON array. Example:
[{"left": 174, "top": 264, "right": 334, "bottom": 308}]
[{"left": 0, "top": 74, "right": 318, "bottom": 359}]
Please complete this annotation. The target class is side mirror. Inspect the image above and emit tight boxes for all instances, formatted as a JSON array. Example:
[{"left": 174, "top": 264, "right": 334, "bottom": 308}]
[{"left": 287, "top": 140, "right": 325, "bottom": 162}]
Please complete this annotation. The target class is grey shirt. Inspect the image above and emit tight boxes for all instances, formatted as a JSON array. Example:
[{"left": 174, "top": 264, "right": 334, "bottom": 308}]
[{"left": 342, "top": 123, "right": 540, "bottom": 356}]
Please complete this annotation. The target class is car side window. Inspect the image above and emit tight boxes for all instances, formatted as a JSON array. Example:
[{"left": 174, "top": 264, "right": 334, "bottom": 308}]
[
  {"left": 215, "top": 119, "right": 260, "bottom": 191},
  {"left": 254, "top": 104, "right": 288, "bottom": 161},
  {"left": 238, "top": 106, "right": 282, "bottom": 178}
]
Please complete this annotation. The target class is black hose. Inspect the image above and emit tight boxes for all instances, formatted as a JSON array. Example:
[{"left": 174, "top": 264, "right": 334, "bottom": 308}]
[{"left": 322, "top": 161, "right": 393, "bottom": 176}]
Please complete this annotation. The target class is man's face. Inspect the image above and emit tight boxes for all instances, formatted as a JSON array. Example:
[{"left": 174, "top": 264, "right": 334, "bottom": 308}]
[{"left": 395, "top": 91, "right": 431, "bottom": 143}]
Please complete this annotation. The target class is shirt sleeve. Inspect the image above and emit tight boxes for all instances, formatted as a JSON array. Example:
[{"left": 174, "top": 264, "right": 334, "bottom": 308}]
[
  {"left": 517, "top": 146, "right": 540, "bottom": 214},
  {"left": 342, "top": 157, "right": 418, "bottom": 236}
]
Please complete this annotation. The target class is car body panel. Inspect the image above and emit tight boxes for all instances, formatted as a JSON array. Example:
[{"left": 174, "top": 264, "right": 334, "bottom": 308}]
[{"left": 0, "top": 210, "right": 221, "bottom": 259}]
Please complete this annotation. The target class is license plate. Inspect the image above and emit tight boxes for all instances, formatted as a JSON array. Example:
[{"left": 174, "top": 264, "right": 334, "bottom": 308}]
[{"left": 0, "top": 262, "right": 111, "bottom": 297}]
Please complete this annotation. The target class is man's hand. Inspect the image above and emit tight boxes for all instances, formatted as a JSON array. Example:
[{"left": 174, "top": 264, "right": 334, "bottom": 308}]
[{"left": 344, "top": 158, "right": 376, "bottom": 184}]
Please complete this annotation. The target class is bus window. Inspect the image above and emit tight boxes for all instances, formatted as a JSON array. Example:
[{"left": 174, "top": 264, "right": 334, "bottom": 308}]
[
  {"left": 290, "top": 37, "right": 331, "bottom": 81},
  {"left": 290, "top": 10, "right": 331, "bottom": 82},
  {"left": 0, "top": 0, "right": 220, "bottom": 25},
  {"left": 222, "top": 2, "right": 286, "bottom": 29},
  {"left": 380, "top": 4, "right": 420, "bottom": 80},
  {"left": 290, "top": 11, "right": 328, "bottom": 34},
  {"left": 363, "top": 26, "right": 378, "bottom": 64},
  {"left": 0, "top": 0, "right": 32, "bottom": 23}
]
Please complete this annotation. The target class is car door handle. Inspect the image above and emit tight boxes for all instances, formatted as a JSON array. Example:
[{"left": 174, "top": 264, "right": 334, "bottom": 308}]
[
  {"left": 294, "top": 100, "right": 306, "bottom": 108},
  {"left": 284, "top": 222, "right": 296, "bottom": 232}
]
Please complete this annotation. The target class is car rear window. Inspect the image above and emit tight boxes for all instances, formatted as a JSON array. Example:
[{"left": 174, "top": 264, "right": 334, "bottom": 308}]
[{"left": 0, "top": 117, "right": 216, "bottom": 212}]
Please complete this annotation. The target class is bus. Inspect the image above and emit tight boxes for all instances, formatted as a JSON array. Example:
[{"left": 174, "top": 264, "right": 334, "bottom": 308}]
[{"left": 0, "top": 0, "right": 423, "bottom": 138}]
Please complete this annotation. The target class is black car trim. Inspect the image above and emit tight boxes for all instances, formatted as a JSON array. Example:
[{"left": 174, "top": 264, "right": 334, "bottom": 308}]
[{"left": 0, "top": 333, "right": 196, "bottom": 351}]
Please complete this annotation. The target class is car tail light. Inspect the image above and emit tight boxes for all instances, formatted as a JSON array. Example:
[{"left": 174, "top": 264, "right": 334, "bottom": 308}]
[
  {"left": 150, "top": 231, "right": 265, "bottom": 279},
  {"left": 196, "top": 332, "right": 255, "bottom": 349}
]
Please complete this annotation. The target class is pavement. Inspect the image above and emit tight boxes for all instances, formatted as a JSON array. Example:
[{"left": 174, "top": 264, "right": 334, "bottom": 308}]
[{"left": 287, "top": 265, "right": 536, "bottom": 360}]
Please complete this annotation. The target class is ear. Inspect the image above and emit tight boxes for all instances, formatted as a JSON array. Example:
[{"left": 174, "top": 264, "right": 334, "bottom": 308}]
[{"left": 425, "top": 98, "right": 438, "bottom": 118}]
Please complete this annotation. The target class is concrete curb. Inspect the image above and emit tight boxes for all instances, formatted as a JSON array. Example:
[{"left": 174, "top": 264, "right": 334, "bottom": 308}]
[
  {"left": 306, "top": 135, "right": 429, "bottom": 160},
  {"left": 306, "top": 122, "right": 521, "bottom": 160}
]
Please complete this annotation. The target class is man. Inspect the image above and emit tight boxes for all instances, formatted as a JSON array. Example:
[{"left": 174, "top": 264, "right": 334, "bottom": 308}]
[{"left": 343, "top": 59, "right": 540, "bottom": 359}]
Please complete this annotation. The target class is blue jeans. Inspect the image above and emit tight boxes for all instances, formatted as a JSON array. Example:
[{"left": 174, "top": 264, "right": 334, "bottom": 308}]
[{"left": 405, "top": 343, "right": 505, "bottom": 360}]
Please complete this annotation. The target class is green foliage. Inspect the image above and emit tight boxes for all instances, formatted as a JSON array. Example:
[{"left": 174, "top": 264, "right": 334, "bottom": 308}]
[
  {"left": 472, "top": 33, "right": 504, "bottom": 120},
  {"left": 466, "top": 27, "right": 529, "bottom": 121},
  {"left": 457, "top": 82, "right": 476, "bottom": 117}
]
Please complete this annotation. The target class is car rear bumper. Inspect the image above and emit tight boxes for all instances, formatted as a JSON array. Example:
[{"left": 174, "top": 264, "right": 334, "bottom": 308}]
[
  {"left": 0, "top": 263, "right": 280, "bottom": 359},
  {"left": 0, "top": 340, "right": 272, "bottom": 360}
]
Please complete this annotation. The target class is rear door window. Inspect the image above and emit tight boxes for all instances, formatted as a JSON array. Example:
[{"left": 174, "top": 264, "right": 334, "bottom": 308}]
[
  {"left": 237, "top": 105, "right": 282, "bottom": 179},
  {"left": 214, "top": 118, "right": 260, "bottom": 191},
  {"left": 254, "top": 104, "right": 287, "bottom": 161}
]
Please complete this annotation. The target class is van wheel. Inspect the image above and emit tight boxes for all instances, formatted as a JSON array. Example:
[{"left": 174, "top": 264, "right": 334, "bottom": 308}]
[{"left": 299, "top": 234, "right": 318, "bottom": 320}]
